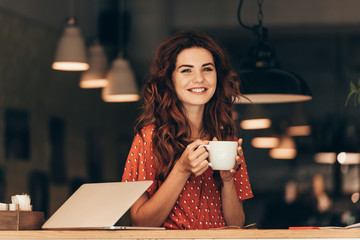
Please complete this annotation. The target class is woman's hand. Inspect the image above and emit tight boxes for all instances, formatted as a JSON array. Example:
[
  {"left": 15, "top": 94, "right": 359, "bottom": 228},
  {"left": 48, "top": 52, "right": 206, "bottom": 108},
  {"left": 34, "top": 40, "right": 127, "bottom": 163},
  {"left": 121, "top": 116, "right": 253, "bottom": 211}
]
[
  {"left": 220, "top": 138, "right": 243, "bottom": 183},
  {"left": 174, "top": 139, "right": 209, "bottom": 177},
  {"left": 131, "top": 139, "right": 210, "bottom": 227}
]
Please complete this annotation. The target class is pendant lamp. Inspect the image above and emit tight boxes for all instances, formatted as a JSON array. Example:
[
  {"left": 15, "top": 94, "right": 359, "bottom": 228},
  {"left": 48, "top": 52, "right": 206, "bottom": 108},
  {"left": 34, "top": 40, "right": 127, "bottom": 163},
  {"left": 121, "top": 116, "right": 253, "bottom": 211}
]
[
  {"left": 79, "top": 40, "right": 108, "bottom": 88},
  {"left": 239, "top": 105, "right": 272, "bottom": 130},
  {"left": 269, "top": 135, "right": 297, "bottom": 159},
  {"left": 314, "top": 152, "right": 337, "bottom": 164},
  {"left": 52, "top": 17, "right": 89, "bottom": 71},
  {"left": 251, "top": 127, "right": 280, "bottom": 149},
  {"left": 337, "top": 152, "right": 360, "bottom": 165},
  {"left": 102, "top": 0, "right": 139, "bottom": 102},
  {"left": 235, "top": 0, "right": 312, "bottom": 104},
  {"left": 314, "top": 118, "right": 360, "bottom": 165},
  {"left": 286, "top": 103, "right": 312, "bottom": 136},
  {"left": 102, "top": 55, "right": 139, "bottom": 102},
  {"left": 251, "top": 136, "right": 280, "bottom": 149},
  {"left": 313, "top": 119, "right": 338, "bottom": 164}
]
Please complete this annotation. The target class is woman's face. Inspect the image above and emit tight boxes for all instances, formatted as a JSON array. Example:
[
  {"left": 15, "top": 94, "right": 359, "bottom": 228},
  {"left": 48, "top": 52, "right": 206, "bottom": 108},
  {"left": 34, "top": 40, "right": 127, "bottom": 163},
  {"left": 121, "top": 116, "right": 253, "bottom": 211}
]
[{"left": 172, "top": 47, "right": 217, "bottom": 110}]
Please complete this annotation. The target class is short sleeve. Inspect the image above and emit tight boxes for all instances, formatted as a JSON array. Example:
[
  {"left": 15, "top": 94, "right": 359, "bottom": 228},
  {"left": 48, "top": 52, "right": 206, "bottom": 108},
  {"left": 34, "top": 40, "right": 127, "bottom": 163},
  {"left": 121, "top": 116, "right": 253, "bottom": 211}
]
[
  {"left": 121, "top": 125, "right": 158, "bottom": 197},
  {"left": 233, "top": 155, "right": 253, "bottom": 201}
]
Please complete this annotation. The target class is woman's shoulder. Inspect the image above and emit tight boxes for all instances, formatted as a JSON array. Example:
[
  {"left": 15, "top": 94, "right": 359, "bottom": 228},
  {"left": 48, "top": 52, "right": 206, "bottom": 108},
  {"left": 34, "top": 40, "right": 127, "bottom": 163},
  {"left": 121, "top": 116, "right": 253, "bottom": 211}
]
[
  {"left": 136, "top": 124, "right": 156, "bottom": 141},
  {"left": 139, "top": 124, "right": 156, "bottom": 135}
]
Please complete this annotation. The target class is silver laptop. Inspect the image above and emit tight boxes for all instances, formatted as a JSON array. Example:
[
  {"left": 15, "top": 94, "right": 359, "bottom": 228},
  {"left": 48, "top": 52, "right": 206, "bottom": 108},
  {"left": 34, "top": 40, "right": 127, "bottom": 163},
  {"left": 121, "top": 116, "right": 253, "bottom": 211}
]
[{"left": 42, "top": 181, "right": 164, "bottom": 230}]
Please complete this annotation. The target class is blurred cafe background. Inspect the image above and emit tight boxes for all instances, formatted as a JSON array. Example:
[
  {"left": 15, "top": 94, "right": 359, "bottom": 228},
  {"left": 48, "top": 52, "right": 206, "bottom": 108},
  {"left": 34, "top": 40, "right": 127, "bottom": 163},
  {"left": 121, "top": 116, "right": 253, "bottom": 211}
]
[{"left": 0, "top": 0, "right": 359, "bottom": 229}]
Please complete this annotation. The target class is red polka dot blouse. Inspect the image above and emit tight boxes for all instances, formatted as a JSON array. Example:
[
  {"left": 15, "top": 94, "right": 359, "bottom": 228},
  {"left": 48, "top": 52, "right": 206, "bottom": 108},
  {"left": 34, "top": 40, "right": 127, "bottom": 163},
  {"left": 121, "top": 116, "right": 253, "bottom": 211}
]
[{"left": 122, "top": 125, "right": 253, "bottom": 229}]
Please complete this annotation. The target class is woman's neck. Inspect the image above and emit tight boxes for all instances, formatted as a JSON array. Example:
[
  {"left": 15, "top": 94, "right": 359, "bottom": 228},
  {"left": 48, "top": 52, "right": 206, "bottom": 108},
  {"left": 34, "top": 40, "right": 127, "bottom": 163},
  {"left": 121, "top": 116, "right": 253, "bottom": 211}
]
[{"left": 184, "top": 105, "right": 205, "bottom": 139}]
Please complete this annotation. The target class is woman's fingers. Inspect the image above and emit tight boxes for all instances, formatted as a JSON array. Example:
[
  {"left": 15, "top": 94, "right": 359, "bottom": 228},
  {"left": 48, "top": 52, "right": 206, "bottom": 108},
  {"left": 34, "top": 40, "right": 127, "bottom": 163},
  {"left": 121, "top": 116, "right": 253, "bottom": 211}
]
[
  {"left": 187, "top": 139, "right": 206, "bottom": 151},
  {"left": 237, "top": 138, "right": 244, "bottom": 156},
  {"left": 189, "top": 148, "right": 208, "bottom": 168},
  {"left": 220, "top": 170, "right": 235, "bottom": 182},
  {"left": 193, "top": 159, "right": 210, "bottom": 176},
  {"left": 183, "top": 139, "right": 210, "bottom": 174}
]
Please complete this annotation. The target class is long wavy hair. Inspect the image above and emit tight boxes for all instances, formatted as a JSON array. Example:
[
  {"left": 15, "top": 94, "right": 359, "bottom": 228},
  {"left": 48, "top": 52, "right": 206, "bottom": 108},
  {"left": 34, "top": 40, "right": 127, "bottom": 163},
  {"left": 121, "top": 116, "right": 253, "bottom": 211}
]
[{"left": 135, "top": 31, "right": 242, "bottom": 181}]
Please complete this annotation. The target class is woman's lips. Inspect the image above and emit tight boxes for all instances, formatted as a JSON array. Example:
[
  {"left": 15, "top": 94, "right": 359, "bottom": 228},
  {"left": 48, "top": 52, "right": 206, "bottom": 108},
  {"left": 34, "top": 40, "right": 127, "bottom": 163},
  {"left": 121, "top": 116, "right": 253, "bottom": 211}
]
[{"left": 188, "top": 87, "right": 207, "bottom": 93}]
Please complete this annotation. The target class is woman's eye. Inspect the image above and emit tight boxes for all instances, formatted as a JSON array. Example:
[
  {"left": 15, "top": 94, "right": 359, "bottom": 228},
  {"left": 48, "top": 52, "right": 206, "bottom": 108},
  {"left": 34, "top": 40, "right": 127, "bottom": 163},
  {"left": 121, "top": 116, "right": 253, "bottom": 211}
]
[
  {"left": 203, "top": 67, "right": 214, "bottom": 72},
  {"left": 181, "top": 69, "right": 191, "bottom": 73}
]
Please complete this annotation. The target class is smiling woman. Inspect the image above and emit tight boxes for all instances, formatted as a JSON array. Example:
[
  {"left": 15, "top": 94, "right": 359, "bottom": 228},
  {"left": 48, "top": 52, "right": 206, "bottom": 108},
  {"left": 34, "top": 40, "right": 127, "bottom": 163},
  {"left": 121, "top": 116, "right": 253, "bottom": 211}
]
[
  {"left": 172, "top": 47, "right": 217, "bottom": 110},
  {"left": 121, "top": 31, "right": 253, "bottom": 229}
]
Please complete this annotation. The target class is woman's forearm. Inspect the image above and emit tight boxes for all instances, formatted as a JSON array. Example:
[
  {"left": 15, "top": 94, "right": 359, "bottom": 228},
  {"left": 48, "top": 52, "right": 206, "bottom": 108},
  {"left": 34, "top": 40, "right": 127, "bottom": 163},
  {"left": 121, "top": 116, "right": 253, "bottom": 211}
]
[
  {"left": 131, "top": 166, "right": 191, "bottom": 227},
  {"left": 221, "top": 180, "right": 245, "bottom": 227}
]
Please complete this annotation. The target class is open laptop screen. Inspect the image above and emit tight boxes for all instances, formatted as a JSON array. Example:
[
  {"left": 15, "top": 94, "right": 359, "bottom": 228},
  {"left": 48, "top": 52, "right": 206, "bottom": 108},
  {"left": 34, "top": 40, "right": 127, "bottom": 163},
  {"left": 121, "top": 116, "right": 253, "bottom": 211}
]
[{"left": 42, "top": 181, "right": 164, "bottom": 230}]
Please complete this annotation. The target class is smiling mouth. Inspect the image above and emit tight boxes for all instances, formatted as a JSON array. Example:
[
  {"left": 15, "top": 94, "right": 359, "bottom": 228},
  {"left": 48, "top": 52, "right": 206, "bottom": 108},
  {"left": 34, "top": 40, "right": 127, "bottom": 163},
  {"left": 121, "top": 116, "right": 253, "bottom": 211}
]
[{"left": 188, "top": 88, "right": 207, "bottom": 93}]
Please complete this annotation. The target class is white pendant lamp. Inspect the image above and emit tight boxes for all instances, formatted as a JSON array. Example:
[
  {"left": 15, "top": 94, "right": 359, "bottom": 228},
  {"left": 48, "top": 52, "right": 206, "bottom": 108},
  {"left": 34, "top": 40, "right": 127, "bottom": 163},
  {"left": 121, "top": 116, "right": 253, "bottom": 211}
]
[
  {"left": 287, "top": 125, "right": 312, "bottom": 137},
  {"left": 241, "top": 118, "right": 271, "bottom": 130},
  {"left": 269, "top": 136, "right": 297, "bottom": 159},
  {"left": 337, "top": 152, "right": 360, "bottom": 165},
  {"left": 287, "top": 103, "right": 312, "bottom": 136},
  {"left": 314, "top": 152, "right": 337, "bottom": 164},
  {"left": 102, "top": 56, "right": 139, "bottom": 102},
  {"left": 251, "top": 126, "right": 280, "bottom": 149},
  {"left": 79, "top": 41, "right": 108, "bottom": 88},
  {"left": 52, "top": 17, "right": 89, "bottom": 71},
  {"left": 251, "top": 130, "right": 280, "bottom": 149},
  {"left": 240, "top": 105, "right": 272, "bottom": 130},
  {"left": 251, "top": 137, "right": 280, "bottom": 149}
]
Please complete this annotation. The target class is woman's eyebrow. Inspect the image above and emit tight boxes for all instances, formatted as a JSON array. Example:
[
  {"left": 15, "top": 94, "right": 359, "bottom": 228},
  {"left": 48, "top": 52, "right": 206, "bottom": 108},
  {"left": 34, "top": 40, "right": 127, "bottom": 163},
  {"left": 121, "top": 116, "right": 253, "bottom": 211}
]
[
  {"left": 177, "top": 63, "right": 214, "bottom": 70},
  {"left": 202, "top": 62, "right": 215, "bottom": 67},
  {"left": 177, "top": 64, "right": 193, "bottom": 70}
]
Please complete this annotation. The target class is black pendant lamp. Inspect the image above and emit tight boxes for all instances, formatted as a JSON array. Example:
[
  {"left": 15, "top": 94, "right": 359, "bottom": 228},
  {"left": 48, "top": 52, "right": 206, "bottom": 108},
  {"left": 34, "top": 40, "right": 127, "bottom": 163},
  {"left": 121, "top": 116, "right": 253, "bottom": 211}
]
[{"left": 236, "top": 0, "right": 312, "bottom": 104}]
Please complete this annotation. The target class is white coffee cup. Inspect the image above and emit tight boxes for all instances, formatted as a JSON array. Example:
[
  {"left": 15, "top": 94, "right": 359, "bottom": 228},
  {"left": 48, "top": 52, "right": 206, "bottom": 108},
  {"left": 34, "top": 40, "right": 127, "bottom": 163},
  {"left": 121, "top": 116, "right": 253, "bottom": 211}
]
[{"left": 200, "top": 141, "right": 238, "bottom": 170}]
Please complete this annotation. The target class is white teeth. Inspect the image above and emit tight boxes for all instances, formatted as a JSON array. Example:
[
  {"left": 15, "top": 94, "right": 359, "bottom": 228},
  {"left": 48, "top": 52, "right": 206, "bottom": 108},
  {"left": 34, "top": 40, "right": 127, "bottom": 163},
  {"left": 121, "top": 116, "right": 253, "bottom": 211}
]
[{"left": 189, "top": 88, "right": 206, "bottom": 93}]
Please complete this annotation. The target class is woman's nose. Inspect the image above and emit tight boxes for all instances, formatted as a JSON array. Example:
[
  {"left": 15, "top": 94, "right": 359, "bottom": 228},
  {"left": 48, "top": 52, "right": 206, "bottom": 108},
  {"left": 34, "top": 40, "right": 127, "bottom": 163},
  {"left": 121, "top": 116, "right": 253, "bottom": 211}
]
[{"left": 193, "top": 70, "right": 205, "bottom": 83}]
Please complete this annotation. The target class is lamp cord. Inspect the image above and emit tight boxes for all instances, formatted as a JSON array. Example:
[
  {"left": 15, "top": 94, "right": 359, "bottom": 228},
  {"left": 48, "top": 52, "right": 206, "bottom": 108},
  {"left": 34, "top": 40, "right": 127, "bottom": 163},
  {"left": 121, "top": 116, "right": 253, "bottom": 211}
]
[
  {"left": 237, "top": 0, "right": 264, "bottom": 30},
  {"left": 237, "top": 0, "right": 252, "bottom": 30},
  {"left": 119, "top": 0, "right": 127, "bottom": 57},
  {"left": 257, "top": 0, "right": 264, "bottom": 28},
  {"left": 68, "top": 0, "right": 75, "bottom": 17}
]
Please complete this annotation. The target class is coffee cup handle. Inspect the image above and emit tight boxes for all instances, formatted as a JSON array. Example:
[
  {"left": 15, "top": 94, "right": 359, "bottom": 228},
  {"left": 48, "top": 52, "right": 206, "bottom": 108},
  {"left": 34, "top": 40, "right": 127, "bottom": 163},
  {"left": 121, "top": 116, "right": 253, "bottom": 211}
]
[
  {"left": 199, "top": 144, "right": 212, "bottom": 167},
  {"left": 199, "top": 144, "right": 209, "bottom": 150}
]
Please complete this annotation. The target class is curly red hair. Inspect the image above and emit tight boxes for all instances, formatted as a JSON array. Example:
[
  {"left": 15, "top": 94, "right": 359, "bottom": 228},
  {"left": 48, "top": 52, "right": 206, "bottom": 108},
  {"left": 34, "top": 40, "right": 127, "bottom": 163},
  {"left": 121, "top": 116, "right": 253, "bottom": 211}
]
[{"left": 135, "top": 31, "right": 242, "bottom": 181}]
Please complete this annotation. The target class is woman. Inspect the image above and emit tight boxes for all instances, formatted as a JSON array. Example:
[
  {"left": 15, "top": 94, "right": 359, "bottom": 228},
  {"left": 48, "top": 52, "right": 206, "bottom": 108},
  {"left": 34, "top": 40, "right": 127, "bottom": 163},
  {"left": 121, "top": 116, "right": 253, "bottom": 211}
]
[{"left": 122, "top": 31, "right": 253, "bottom": 229}]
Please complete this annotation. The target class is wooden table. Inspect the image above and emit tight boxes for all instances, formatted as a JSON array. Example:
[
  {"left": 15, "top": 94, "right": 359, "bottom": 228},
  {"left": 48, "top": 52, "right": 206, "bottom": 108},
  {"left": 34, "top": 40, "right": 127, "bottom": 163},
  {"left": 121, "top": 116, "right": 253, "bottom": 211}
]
[{"left": 0, "top": 229, "right": 359, "bottom": 239}]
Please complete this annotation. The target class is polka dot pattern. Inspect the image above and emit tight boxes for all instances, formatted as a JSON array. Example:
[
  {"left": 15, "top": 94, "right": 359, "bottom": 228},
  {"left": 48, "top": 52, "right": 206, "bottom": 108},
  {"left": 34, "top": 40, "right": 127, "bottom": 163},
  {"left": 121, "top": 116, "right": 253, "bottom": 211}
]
[{"left": 122, "top": 125, "right": 253, "bottom": 229}]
